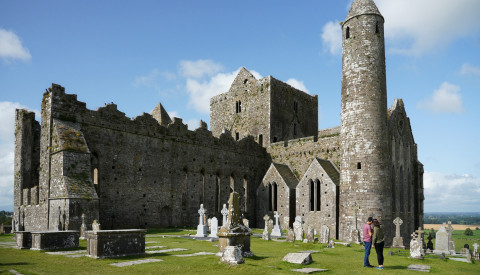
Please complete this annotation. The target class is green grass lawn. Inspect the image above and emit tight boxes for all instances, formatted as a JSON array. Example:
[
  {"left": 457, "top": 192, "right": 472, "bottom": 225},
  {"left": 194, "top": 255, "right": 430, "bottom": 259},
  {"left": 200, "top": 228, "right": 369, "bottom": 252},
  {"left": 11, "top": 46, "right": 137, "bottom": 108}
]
[{"left": 0, "top": 230, "right": 479, "bottom": 275}]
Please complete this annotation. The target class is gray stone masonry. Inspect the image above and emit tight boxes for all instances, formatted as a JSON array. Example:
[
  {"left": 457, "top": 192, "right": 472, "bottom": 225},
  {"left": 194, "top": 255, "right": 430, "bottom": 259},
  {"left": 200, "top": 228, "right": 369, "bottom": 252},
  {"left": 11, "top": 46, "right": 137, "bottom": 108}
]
[
  {"left": 14, "top": 231, "right": 32, "bottom": 249},
  {"left": 31, "top": 231, "right": 79, "bottom": 250}
]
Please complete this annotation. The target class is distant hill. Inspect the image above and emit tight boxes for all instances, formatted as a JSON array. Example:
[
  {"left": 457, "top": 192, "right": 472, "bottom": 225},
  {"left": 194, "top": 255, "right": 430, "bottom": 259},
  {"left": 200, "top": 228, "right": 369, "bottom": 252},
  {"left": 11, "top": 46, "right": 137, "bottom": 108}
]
[{"left": 424, "top": 212, "right": 480, "bottom": 225}]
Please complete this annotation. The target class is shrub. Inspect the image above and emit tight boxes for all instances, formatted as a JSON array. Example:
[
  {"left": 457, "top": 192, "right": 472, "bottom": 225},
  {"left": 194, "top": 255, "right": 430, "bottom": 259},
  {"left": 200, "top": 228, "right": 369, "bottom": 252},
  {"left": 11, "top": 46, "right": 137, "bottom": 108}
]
[{"left": 464, "top": 228, "right": 473, "bottom": 236}]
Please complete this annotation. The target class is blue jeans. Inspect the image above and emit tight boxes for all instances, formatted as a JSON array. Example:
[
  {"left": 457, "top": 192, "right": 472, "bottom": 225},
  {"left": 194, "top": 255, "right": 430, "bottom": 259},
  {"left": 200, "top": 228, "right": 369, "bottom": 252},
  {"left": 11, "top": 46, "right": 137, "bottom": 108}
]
[{"left": 364, "top": 241, "right": 372, "bottom": 266}]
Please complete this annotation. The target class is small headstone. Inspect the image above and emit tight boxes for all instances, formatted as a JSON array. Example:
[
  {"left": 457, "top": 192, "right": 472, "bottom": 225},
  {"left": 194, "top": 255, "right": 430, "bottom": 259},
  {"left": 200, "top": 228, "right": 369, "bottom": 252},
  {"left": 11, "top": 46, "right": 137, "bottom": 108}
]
[
  {"left": 305, "top": 226, "right": 314, "bottom": 243},
  {"left": 440, "top": 253, "right": 445, "bottom": 261},
  {"left": 388, "top": 250, "right": 393, "bottom": 256},
  {"left": 407, "top": 264, "right": 431, "bottom": 272},
  {"left": 466, "top": 250, "right": 472, "bottom": 262},
  {"left": 320, "top": 225, "right": 330, "bottom": 244},
  {"left": 291, "top": 268, "right": 328, "bottom": 273},
  {"left": 268, "top": 219, "right": 274, "bottom": 231},
  {"left": 473, "top": 243, "right": 479, "bottom": 261},
  {"left": 221, "top": 204, "right": 228, "bottom": 227},
  {"left": 392, "top": 217, "right": 405, "bottom": 249},
  {"left": 282, "top": 252, "right": 312, "bottom": 265},
  {"left": 351, "top": 229, "right": 361, "bottom": 244},
  {"left": 220, "top": 246, "right": 244, "bottom": 265},
  {"left": 242, "top": 218, "right": 249, "bottom": 228},
  {"left": 460, "top": 248, "right": 469, "bottom": 255},
  {"left": 207, "top": 218, "right": 212, "bottom": 232},
  {"left": 92, "top": 220, "right": 101, "bottom": 231},
  {"left": 464, "top": 243, "right": 470, "bottom": 249},
  {"left": 293, "top": 216, "right": 304, "bottom": 241},
  {"left": 271, "top": 212, "right": 283, "bottom": 237},
  {"left": 426, "top": 235, "right": 434, "bottom": 251},
  {"left": 208, "top": 217, "right": 218, "bottom": 238},
  {"left": 283, "top": 216, "right": 289, "bottom": 229},
  {"left": 196, "top": 204, "right": 208, "bottom": 237},
  {"left": 286, "top": 228, "right": 295, "bottom": 243},
  {"left": 446, "top": 221, "right": 455, "bottom": 252},
  {"left": 262, "top": 215, "right": 271, "bottom": 241}
]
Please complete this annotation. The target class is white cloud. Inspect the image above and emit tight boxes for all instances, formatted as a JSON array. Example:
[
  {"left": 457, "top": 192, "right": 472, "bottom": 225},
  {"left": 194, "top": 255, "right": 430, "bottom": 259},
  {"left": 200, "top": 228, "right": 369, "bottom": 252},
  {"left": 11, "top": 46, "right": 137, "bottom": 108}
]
[
  {"left": 321, "top": 21, "right": 342, "bottom": 55},
  {"left": 0, "top": 102, "right": 38, "bottom": 211},
  {"left": 179, "top": 59, "right": 224, "bottom": 79},
  {"left": 460, "top": 63, "right": 480, "bottom": 77},
  {"left": 286, "top": 78, "right": 310, "bottom": 94},
  {"left": 167, "top": 111, "right": 179, "bottom": 119},
  {"left": 0, "top": 28, "right": 31, "bottom": 62},
  {"left": 376, "top": 0, "right": 480, "bottom": 55},
  {"left": 424, "top": 171, "right": 480, "bottom": 212},
  {"left": 186, "top": 119, "right": 200, "bottom": 131},
  {"left": 417, "top": 82, "right": 464, "bottom": 114}
]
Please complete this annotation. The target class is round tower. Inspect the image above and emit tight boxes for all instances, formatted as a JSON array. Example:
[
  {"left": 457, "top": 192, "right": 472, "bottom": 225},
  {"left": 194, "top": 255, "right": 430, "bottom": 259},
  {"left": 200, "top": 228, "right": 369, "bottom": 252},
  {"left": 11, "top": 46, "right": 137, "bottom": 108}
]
[{"left": 339, "top": 0, "right": 392, "bottom": 243}]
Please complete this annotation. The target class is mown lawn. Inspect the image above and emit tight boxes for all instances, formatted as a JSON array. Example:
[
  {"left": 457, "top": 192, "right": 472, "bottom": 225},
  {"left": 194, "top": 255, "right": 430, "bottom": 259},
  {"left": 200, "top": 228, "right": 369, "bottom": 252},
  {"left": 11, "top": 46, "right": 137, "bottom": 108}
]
[{"left": 0, "top": 229, "right": 479, "bottom": 275}]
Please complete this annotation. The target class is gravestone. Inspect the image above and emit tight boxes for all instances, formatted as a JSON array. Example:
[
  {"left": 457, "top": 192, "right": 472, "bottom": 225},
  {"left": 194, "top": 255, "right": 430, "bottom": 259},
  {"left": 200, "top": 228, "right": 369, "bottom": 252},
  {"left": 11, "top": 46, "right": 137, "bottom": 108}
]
[
  {"left": 433, "top": 226, "right": 449, "bottom": 254},
  {"left": 79, "top": 213, "right": 87, "bottom": 240},
  {"left": 350, "top": 203, "right": 361, "bottom": 244},
  {"left": 196, "top": 204, "right": 208, "bottom": 237},
  {"left": 271, "top": 212, "right": 283, "bottom": 237},
  {"left": 286, "top": 228, "right": 295, "bottom": 243},
  {"left": 92, "top": 220, "right": 101, "bottom": 231},
  {"left": 466, "top": 249, "right": 473, "bottom": 262},
  {"left": 473, "top": 243, "right": 479, "bottom": 261},
  {"left": 268, "top": 219, "right": 274, "bottom": 231},
  {"left": 392, "top": 217, "right": 405, "bottom": 249},
  {"left": 217, "top": 192, "right": 253, "bottom": 257},
  {"left": 320, "top": 225, "right": 330, "bottom": 244},
  {"left": 460, "top": 248, "right": 469, "bottom": 255},
  {"left": 305, "top": 226, "right": 314, "bottom": 243},
  {"left": 293, "top": 216, "right": 304, "bottom": 241},
  {"left": 209, "top": 217, "right": 218, "bottom": 238},
  {"left": 464, "top": 243, "right": 469, "bottom": 249},
  {"left": 221, "top": 204, "right": 228, "bottom": 227},
  {"left": 262, "top": 215, "right": 271, "bottom": 241},
  {"left": 327, "top": 239, "right": 335, "bottom": 248},
  {"left": 220, "top": 246, "right": 244, "bottom": 265},
  {"left": 208, "top": 218, "right": 212, "bottom": 232},
  {"left": 446, "top": 221, "right": 455, "bottom": 253},
  {"left": 242, "top": 218, "right": 249, "bottom": 228},
  {"left": 409, "top": 228, "right": 425, "bottom": 259}
]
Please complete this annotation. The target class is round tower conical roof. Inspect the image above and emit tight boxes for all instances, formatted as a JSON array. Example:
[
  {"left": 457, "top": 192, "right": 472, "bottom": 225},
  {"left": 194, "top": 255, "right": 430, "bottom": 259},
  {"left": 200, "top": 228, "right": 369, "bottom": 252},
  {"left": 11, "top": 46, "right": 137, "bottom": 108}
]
[{"left": 345, "top": 0, "right": 383, "bottom": 23}]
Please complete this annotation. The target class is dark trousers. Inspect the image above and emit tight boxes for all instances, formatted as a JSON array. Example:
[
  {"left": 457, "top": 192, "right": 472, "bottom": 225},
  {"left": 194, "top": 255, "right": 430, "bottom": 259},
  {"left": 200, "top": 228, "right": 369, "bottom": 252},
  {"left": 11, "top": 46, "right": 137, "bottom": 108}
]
[{"left": 374, "top": 241, "right": 384, "bottom": 266}]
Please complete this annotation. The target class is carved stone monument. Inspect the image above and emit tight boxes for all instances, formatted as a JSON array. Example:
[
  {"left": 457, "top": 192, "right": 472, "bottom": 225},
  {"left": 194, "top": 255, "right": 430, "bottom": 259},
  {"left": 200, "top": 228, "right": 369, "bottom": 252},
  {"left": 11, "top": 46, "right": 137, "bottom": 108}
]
[
  {"left": 92, "top": 220, "right": 101, "bottom": 231},
  {"left": 305, "top": 225, "right": 314, "bottom": 243},
  {"left": 446, "top": 221, "right": 455, "bottom": 253},
  {"left": 473, "top": 243, "right": 479, "bottom": 261},
  {"left": 79, "top": 213, "right": 87, "bottom": 240},
  {"left": 350, "top": 203, "right": 361, "bottom": 244},
  {"left": 220, "top": 245, "right": 244, "bottom": 265},
  {"left": 196, "top": 204, "right": 208, "bottom": 237},
  {"left": 286, "top": 228, "right": 295, "bottom": 243},
  {"left": 271, "top": 212, "right": 283, "bottom": 237},
  {"left": 433, "top": 226, "right": 449, "bottom": 254},
  {"left": 221, "top": 204, "right": 228, "bottom": 227},
  {"left": 293, "top": 216, "right": 304, "bottom": 241},
  {"left": 217, "top": 192, "right": 253, "bottom": 257},
  {"left": 410, "top": 228, "right": 425, "bottom": 260},
  {"left": 209, "top": 217, "right": 218, "bottom": 238},
  {"left": 262, "top": 215, "right": 271, "bottom": 241},
  {"left": 392, "top": 217, "right": 405, "bottom": 249},
  {"left": 426, "top": 234, "right": 434, "bottom": 251}
]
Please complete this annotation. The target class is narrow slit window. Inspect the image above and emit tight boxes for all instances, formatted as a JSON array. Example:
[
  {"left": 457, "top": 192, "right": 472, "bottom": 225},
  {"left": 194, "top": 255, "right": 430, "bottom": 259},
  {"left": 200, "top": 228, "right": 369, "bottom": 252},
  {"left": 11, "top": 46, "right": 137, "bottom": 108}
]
[
  {"left": 376, "top": 22, "right": 379, "bottom": 34},
  {"left": 346, "top": 27, "right": 350, "bottom": 39},
  {"left": 357, "top": 162, "right": 361, "bottom": 169},
  {"left": 309, "top": 180, "right": 314, "bottom": 211},
  {"left": 235, "top": 132, "right": 239, "bottom": 141},
  {"left": 273, "top": 182, "right": 278, "bottom": 212},
  {"left": 316, "top": 179, "right": 321, "bottom": 211},
  {"left": 258, "top": 134, "right": 263, "bottom": 146},
  {"left": 293, "top": 124, "right": 297, "bottom": 136},
  {"left": 268, "top": 183, "right": 273, "bottom": 211}
]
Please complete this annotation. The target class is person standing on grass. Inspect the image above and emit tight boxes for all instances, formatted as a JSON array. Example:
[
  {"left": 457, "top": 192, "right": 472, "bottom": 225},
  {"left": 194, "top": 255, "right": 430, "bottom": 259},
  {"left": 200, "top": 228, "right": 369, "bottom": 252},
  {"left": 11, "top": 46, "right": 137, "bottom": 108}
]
[
  {"left": 363, "top": 217, "right": 374, "bottom": 268},
  {"left": 372, "top": 219, "right": 385, "bottom": 270}
]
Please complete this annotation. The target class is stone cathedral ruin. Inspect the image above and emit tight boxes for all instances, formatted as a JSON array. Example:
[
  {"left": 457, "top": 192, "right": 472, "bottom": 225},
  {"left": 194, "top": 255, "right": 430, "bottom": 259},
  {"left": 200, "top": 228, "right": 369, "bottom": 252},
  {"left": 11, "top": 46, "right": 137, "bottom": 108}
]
[{"left": 13, "top": 0, "right": 423, "bottom": 246}]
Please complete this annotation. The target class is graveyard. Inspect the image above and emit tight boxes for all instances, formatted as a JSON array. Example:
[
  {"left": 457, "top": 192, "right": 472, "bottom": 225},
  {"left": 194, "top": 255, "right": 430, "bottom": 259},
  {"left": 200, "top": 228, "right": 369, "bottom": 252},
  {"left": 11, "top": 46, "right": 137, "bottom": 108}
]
[{"left": 1, "top": 226, "right": 479, "bottom": 274}]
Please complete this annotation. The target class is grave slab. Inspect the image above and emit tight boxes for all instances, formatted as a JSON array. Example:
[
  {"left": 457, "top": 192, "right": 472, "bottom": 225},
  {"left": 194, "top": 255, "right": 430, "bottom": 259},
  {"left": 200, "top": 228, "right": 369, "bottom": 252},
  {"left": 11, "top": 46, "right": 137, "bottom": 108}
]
[
  {"left": 173, "top": 252, "right": 216, "bottom": 257},
  {"left": 407, "top": 264, "right": 431, "bottom": 272},
  {"left": 86, "top": 229, "right": 145, "bottom": 259},
  {"left": 292, "top": 268, "right": 328, "bottom": 273},
  {"left": 110, "top": 259, "right": 163, "bottom": 267},
  {"left": 146, "top": 248, "right": 188, "bottom": 254},
  {"left": 45, "top": 250, "right": 86, "bottom": 255},
  {"left": 448, "top": 257, "right": 472, "bottom": 263},
  {"left": 146, "top": 245, "right": 167, "bottom": 249},
  {"left": 31, "top": 231, "right": 79, "bottom": 250},
  {"left": 282, "top": 252, "right": 312, "bottom": 265}
]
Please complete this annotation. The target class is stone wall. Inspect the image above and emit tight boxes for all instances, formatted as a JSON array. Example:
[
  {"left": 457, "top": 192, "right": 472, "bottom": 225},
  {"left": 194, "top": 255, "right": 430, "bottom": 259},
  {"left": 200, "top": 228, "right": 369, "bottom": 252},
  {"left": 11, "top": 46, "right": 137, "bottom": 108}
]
[{"left": 16, "top": 84, "right": 270, "bottom": 231}]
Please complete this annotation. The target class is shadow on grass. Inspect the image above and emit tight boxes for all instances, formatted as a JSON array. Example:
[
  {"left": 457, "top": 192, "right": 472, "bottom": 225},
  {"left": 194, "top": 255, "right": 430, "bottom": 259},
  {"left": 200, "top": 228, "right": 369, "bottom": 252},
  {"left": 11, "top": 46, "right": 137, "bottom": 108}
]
[
  {"left": 147, "top": 227, "right": 195, "bottom": 234},
  {"left": 0, "top": 262, "right": 30, "bottom": 266},
  {"left": 248, "top": 255, "right": 268, "bottom": 261}
]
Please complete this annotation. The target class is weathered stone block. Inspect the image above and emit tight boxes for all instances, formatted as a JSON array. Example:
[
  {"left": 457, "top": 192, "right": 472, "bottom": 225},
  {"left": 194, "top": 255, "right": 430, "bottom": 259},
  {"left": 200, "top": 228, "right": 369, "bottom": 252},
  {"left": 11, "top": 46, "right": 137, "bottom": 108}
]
[
  {"left": 282, "top": 252, "right": 313, "bottom": 265},
  {"left": 14, "top": 231, "right": 32, "bottom": 249},
  {"left": 86, "top": 229, "right": 146, "bottom": 259},
  {"left": 31, "top": 231, "right": 79, "bottom": 250}
]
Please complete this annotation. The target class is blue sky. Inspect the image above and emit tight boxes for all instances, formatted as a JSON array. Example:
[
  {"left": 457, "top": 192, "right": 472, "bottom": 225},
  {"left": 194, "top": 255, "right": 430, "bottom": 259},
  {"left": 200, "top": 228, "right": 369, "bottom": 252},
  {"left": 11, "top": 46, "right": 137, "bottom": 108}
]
[{"left": 1, "top": 0, "right": 479, "bottom": 212}]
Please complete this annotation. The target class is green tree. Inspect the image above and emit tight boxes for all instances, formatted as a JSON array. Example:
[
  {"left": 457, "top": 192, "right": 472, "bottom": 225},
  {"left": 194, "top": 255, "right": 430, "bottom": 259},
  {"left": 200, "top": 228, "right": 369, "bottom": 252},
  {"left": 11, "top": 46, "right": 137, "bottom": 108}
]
[{"left": 464, "top": 228, "right": 473, "bottom": 236}]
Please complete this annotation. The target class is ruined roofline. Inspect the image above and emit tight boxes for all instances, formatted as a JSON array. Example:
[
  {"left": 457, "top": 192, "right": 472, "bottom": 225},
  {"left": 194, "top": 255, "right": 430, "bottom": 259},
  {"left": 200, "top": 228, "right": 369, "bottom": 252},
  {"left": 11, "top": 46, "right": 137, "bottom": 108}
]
[{"left": 45, "top": 84, "right": 266, "bottom": 156}]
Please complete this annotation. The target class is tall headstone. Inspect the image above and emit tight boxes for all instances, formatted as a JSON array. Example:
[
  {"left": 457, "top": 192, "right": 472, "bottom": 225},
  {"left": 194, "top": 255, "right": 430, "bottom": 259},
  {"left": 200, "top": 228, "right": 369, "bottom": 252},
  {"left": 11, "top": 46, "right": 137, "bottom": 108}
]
[
  {"left": 286, "top": 228, "right": 295, "bottom": 243},
  {"left": 305, "top": 225, "right": 314, "bottom": 243},
  {"left": 433, "top": 226, "right": 449, "bottom": 254},
  {"left": 350, "top": 203, "right": 361, "bottom": 244},
  {"left": 268, "top": 219, "right": 274, "bottom": 231},
  {"left": 79, "top": 213, "right": 87, "bottom": 240},
  {"left": 293, "top": 216, "right": 304, "bottom": 241},
  {"left": 320, "top": 225, "right": 330, "bottom": 244},
  {"left": 262, "top": 215, "right": 271, "bottom": 241},
  {"left": 242, "top": 218, "right": 249, "bottom": 228},
  {"left": 221, "top": 204, "right": 228, "bottom": 227},
  {"left": 217, "top": 192, "right": 253, "bottom": 257},
  {"left": 426, "top": 234, "right": 434, "bottom": 251},
  {"left": 392, "top": 217, "right": 405, "bottom": 249},
  {"left": 209, "top": 217, "right": 219, "bottom": 238},
  {"left": 196, "top": 204, "right": 208, "bottom": 237},
  {"left": 446, "top": 221, "right": 455, "bottom": 253},
  {"left": 271, "top": 212, "right": 283, "bottom": 237}
]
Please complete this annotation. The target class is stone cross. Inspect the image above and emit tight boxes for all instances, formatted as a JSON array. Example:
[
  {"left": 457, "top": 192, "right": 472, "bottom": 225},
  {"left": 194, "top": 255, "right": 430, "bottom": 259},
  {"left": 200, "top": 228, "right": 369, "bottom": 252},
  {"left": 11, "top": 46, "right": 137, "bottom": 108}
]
[
  {"left": 263, "top": 215, "right": 270, "bottom": 229},
  {"left": 79, "top": 213, "right": 87, "bottom": 239},
  {"left": 351, "top": 203, "right": 360, "bottom": 230},
  {"left": 262, "top": 215, "right": 271, "bottom": 240},
  {"left": 394, "top": 217, "right": 403, "bottom": 237},
  {"left": 221, "top": 204, "right": 228, "bottom": 226},
  {"left": 415, "top": 227, "right": 424, "bottom": 242},
  {"left": 271, "top": 212, "right": 283, "bottom": 237},
  {"left": 447, "top": 221, "right": 455, "bottom": 252},
  {"left": 196, "top": 204, "right": 208, "bottom": 237},
  {"left": 92, "top": 220, "right": 101, "bottom": 231},
  {"left": 392, "top": 217, "right": 405, "bottom": 249}
]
